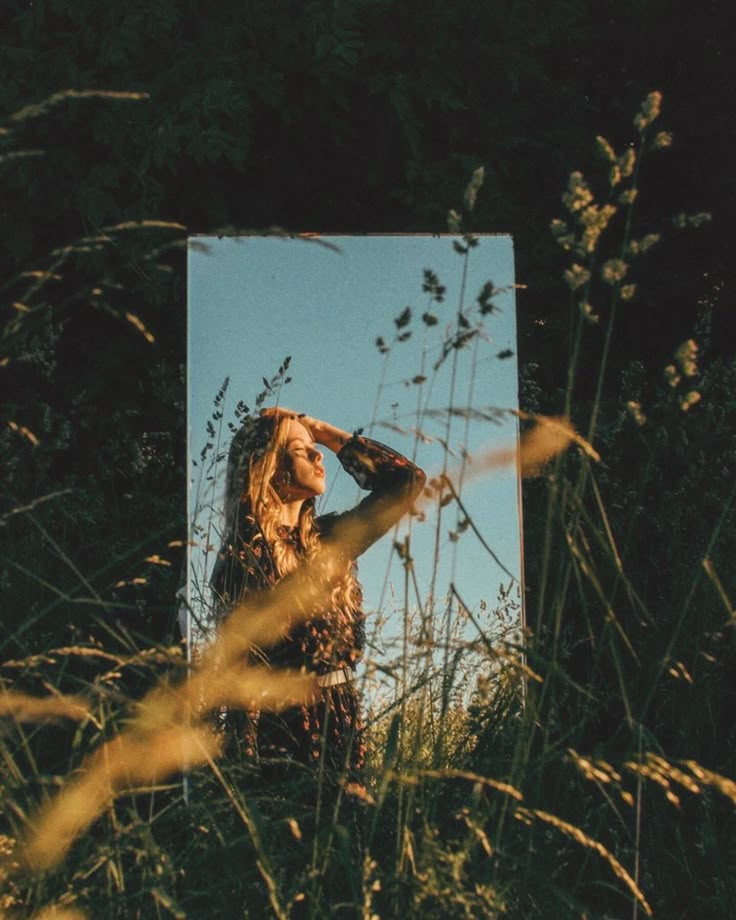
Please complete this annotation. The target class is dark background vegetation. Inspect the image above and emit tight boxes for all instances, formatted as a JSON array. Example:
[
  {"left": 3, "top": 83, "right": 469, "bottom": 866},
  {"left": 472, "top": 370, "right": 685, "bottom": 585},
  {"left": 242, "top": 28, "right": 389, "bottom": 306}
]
[{"left": 2, "top": 1, "right": 735, "bottom": 916}]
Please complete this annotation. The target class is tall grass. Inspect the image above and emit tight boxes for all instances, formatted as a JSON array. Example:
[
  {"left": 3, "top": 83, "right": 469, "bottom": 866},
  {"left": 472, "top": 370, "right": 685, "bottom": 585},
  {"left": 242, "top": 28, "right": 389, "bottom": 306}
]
[{"left": 2, "top": 92, "right": 735, "bottom": 919}]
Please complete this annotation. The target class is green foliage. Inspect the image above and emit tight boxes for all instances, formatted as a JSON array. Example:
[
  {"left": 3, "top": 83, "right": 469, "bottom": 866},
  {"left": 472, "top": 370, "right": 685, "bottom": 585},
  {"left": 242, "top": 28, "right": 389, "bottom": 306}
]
[{"left": 511, "top": 96, "right": 736, "bottom": 918}]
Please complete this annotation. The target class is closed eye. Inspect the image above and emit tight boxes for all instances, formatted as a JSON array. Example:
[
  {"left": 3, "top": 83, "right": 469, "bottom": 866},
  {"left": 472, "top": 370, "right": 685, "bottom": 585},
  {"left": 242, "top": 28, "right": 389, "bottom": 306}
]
[{"left": 289, "top": 441, "right": 316, "bottom": 455}]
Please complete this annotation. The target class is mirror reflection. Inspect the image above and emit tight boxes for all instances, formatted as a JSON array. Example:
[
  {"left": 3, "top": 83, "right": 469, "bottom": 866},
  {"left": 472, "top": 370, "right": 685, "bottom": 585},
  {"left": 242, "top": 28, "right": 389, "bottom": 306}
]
[{"left": 187, "top": 234, "right": 523, "bottom": 733}]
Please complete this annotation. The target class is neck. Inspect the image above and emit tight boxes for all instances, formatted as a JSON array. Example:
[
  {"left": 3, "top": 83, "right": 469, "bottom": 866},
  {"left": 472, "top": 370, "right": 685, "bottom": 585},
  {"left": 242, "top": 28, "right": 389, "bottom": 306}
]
[{"left": 278, "top": 499, "right": 304, "bottom": 528}]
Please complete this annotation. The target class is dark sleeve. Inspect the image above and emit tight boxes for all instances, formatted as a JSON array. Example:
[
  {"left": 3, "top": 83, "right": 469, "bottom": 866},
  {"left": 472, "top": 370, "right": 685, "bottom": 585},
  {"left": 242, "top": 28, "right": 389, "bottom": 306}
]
[{"left": 319, "top": 435, "right": 426, "bottom": 558}]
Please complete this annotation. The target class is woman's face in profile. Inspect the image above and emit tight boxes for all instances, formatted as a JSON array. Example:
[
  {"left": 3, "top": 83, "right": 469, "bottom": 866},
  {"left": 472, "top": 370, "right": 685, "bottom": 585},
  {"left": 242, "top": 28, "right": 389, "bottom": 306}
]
[{"left": 278, "top": 419, "right": 326, "bottom": 500}]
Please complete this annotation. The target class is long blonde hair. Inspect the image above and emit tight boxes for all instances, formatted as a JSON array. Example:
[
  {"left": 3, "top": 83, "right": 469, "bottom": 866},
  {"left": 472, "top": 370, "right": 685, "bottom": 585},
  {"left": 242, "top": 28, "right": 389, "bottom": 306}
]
[{"left": 224, "top": 414, "right": 361, "bottom": 617}]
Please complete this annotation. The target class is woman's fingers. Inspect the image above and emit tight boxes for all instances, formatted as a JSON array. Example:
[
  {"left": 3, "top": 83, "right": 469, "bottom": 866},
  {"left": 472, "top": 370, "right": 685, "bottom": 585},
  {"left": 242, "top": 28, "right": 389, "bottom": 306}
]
[{"left": 260, "top": 407, "right": 327, "bottom": 444}]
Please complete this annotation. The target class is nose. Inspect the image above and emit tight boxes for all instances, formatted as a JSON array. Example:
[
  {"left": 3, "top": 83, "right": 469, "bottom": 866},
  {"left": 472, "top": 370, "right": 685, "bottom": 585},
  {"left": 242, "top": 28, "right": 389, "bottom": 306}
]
[{"left": 308, "top": 445, "right": 323, "bottom": 463}]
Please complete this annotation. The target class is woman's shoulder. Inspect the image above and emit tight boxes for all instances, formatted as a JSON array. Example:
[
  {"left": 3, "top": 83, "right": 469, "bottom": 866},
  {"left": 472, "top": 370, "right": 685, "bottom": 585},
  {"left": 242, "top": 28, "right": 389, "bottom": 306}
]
[{"left": 315, "top": 511, "right": 339, "bottom": 537}]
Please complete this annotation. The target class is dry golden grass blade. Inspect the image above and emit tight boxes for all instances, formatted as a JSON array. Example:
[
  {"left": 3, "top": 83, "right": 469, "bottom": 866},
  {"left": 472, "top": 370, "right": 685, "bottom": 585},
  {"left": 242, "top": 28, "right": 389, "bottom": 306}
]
[
  {"left": 517, "top": 806, "right": 652, "bottom": 916},
  {"left": 567, "top": 750, "right": 635, "bottom": 807},
  {"left": 623, "top": 753, "right": 710, "bottom": 808},
  {"left": 0, "top": 489, "right": 73, "bottom": 528},
  {"left": 6, "top": 421, "right": 39, "bottom": 447},
  {"left": 681, "top": 760, "right": 736, "bottom": 805},
  {"left": 387, "top": 767, "right": 523, "bottom": 801},
  {"left": 516, "top": 414, "right": 599, "bottom": 476},
  {"left": 646, "top": 754, "right": 699, "bottom": 794},
  {"left": 430, "top": 412, "right": 596, "bottom": 485},
  {"left": 623, "top": 759, "right": 682, "bottom": 807},
  {"left": 568, "top": 750, "right": 623, "bottom": 785},
  {"left": 124, "top": 311, "right": 155, "bottom": 343},
  {"left": 30, "top": 908, "right": 87, "bottom": 920},
  {"left": 702, "top": 557, "right": 736, "bottom": 622},
  {"left": 99, "top": 220, "right": 186, "bottom": 233},
  {"left": 1, "top": 645, "right": 183, "bottom": 681},
  {"left": 188, "top": 666, "right": 317, "bottom": 714},
  {"left": 133, "top": 666, "right": 317, "bottom": 734},
  {"left": 21, "top": 725, "right": 221, "bottom": 872},
  {"left": 10, "top": 89, "right": 150, "bottom": 123},
  {"left": 0, "top": 690, "right": 91, "bottom": 723},
  {"left": 1, "top": 646, "right": 122, "bottom": 670}
]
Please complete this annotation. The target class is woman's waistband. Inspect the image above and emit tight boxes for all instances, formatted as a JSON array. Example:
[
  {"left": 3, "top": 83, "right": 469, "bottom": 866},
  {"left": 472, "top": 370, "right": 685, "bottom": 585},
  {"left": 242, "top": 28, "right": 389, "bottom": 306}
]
[{"left": 315, "top": 667, "right": 352, "bottom": 688}]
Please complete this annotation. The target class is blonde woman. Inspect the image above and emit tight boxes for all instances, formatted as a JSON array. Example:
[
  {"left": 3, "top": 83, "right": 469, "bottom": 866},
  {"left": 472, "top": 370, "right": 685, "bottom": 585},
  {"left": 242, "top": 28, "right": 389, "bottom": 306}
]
[{"left": 211, "top": 407, "right": 425, "bottom": 779}]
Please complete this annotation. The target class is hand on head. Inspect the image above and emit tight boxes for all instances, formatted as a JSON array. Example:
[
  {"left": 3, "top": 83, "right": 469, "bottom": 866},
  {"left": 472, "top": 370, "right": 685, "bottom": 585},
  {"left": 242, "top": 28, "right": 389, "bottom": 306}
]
[
  {"left": 260, "top": 408, "right": 350, "bottom": 455},
  {"left": 261, "top": 406, "right": 304, "bottom": 424},
  {"left": 261, "top": 406, "right": 314, "bottom": 436},
  {"left": 261, "top": 406, "right": 298, "bottom": 420}
]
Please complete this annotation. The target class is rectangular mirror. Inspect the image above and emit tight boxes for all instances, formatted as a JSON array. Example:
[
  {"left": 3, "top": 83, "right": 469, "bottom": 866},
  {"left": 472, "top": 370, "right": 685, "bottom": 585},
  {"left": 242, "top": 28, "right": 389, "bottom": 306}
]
[{"left": 187, "top": 234, "right": 523, "bottom": 712}]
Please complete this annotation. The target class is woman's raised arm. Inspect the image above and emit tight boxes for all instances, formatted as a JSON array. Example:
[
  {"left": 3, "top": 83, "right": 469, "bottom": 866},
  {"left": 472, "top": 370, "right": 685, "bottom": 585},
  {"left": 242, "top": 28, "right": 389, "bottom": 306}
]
[{"left": 320, "top": 434, "right": 426, "bottom": 559}]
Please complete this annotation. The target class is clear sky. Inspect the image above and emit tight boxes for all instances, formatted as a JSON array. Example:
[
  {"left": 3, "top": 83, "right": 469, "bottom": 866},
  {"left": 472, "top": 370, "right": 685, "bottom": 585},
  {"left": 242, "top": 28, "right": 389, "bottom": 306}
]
[{"left": 187, "top": 234, "right": 522, "bottom": 656}]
